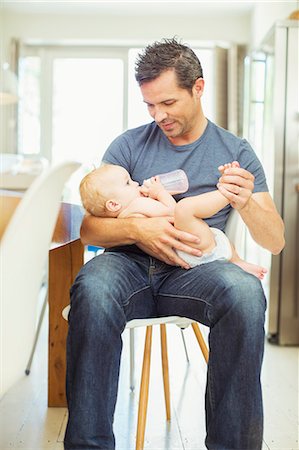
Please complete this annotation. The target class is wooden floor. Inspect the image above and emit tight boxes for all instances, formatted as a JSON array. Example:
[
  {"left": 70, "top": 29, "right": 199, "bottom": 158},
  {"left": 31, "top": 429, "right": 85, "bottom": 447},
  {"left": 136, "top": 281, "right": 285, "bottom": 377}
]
[{"left": 0, "top": 293, "right": 298, "bottom": 450}]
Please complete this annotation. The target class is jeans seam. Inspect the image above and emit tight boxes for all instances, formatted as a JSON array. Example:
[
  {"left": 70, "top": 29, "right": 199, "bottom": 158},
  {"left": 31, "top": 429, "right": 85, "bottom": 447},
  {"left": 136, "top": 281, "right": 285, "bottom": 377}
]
[
  {"left": 158, "top": 292, "right": 213, "bottom": 307},
  {"left": 207, "top": 357, "right": 216, "bottom": 418},
  {"left": 122, "top": 285, "right": 151, "bottom": 307}
]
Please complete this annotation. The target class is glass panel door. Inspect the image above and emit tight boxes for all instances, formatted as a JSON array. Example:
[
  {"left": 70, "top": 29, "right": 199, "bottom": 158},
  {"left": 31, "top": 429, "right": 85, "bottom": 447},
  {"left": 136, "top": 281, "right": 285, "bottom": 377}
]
[
  {"left": 52, "top": 57, "right": 123, "bottom": 166},
  {"left": 18, "top": 56, "right": 41, "bottom": 155}
]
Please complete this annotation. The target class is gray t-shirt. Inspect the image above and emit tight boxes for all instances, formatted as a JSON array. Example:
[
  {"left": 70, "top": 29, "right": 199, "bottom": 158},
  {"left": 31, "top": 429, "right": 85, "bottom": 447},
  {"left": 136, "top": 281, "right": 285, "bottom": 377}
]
[{"left": 102, "top": 119, "right": 268, "bottom": 232}]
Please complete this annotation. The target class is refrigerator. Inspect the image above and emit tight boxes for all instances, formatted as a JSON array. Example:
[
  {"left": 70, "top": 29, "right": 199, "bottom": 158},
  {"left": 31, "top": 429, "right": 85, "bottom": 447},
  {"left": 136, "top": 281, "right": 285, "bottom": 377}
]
[{"left": 243, "top": 20, "right": 299, "bottom": 345}]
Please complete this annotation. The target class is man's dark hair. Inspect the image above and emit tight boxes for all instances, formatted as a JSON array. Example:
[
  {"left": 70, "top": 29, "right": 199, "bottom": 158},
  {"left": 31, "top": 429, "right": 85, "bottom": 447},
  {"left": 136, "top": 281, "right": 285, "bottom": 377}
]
[{"left": 135, "top": 37, "right": 203, "bottom": 93}]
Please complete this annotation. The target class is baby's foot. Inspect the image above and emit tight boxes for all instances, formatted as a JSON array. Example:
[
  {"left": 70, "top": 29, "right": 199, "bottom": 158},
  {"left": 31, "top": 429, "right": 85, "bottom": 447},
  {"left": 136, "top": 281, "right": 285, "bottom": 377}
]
[
  {"left": 218, "top": 161, "right": 240, "bottom": 174},
  {"left": 234, "top": 260, "right": 268, "bottom": 280}
]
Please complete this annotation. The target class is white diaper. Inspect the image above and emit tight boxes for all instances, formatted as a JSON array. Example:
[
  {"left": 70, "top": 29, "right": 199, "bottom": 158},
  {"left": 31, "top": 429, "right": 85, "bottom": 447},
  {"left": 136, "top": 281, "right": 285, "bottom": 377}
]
[{"left": 176, "top": 227, "right": 232, "bottom": 267}]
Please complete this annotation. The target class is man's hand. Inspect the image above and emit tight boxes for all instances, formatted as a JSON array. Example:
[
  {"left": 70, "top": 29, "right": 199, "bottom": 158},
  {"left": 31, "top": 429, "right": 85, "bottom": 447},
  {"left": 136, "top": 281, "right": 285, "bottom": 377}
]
[
  {"left": 217, "top": 162, "right": 255, "bottom": 210},
  {"left": 135, "top": 216, "right": 202, "bottom": 269}
]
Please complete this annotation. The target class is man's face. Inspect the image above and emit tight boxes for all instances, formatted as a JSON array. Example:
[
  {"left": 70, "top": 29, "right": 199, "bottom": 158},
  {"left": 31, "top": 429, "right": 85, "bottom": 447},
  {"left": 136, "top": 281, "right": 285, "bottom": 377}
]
[{"left": 140, "top": 69, "right": 204, "bottom": 145}]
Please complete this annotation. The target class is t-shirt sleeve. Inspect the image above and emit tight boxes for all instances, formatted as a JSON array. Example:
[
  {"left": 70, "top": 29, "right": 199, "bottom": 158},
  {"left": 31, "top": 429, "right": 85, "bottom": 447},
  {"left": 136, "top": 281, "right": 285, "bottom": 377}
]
[
  {"left": 237, "top": 139, "right": 269, "bottom": 193},
  {"left": 101, "top": 133, "right": 132, "bottom": 172}
]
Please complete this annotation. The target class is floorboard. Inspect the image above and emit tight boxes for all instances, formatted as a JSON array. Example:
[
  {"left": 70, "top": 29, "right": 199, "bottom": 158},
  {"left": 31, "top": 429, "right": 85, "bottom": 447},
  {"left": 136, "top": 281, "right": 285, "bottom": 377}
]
[{"left": 0, "top": 304, "right": 298, "bottom": 450}]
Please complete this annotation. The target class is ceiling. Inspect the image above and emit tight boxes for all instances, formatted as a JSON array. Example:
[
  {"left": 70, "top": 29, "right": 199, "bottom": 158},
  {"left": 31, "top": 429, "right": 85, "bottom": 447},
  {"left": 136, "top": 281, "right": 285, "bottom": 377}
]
[{"left": 2, "top": 0, "right": 255, "bottom": 17}]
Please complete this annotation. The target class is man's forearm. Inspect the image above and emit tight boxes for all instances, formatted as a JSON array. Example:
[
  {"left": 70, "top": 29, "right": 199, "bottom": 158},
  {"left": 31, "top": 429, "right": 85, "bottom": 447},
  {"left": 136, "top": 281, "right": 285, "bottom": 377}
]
[
  {"left": 80, "top": 214, "right": 140, "bottom": 247},
  {"left": 239, "top": 196, "right": 285, "bottom": 255},
  {"left": 80, "top": 213, "right": 208, "bottom": 269}
]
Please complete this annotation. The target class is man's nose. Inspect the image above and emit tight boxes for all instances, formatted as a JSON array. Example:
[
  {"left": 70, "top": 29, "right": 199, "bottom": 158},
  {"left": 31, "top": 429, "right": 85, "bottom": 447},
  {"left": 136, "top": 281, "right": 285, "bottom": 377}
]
[{"left": 154, "top": 108, "right": 167, "bottom": 123}]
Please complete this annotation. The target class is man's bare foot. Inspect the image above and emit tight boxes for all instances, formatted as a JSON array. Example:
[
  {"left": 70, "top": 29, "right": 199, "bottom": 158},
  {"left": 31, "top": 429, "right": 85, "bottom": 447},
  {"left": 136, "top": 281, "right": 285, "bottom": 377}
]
[
  {"left": 218, "top": 161, "right": 240, "bottom": 174},
  {"left": 233, "top": 259, "right": 268, "bottom": 280}
]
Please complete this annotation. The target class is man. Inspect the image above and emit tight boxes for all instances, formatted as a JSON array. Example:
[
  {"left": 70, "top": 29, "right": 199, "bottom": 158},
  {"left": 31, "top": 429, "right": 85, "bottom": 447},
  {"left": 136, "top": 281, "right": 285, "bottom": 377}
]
[{"left": 64, "top": 38, "right": 285, "bottom": 450}]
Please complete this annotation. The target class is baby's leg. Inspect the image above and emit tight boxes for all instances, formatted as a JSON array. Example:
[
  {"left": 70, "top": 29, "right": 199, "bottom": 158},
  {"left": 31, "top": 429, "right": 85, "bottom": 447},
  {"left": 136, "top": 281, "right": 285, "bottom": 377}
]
[
  {"left": 175, "top": 161, "right": 240, "bottom": 254},
  {"left": 174, "top": 202, "right": 216, "bottom": 254},
  {"left": 230, "top": 244, "right": 268, "bottom": 280}
]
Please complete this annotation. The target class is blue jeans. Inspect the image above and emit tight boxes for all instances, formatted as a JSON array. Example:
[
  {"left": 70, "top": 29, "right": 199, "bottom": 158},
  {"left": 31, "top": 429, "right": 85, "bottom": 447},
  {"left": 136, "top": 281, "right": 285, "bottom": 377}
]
[{"left": 64, "top": 250, "right": 266, "bottom": 450}]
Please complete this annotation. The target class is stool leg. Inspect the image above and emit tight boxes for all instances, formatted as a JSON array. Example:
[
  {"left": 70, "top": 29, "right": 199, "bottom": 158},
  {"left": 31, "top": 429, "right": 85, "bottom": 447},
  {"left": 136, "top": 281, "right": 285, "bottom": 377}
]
[
  {"left": 160, "top": 324, "right": 171, "bottom": 421},
  {"left": 191, "top": 322, "right": 209, "bottom": 363},
  {"left": 180, "top": 328, "right": 190, "bottom": 363},
  {"left": 130, "top": 328, "right": 135, "bottom": 391},
  {"left": 136, "top": 326, "right": 152, "bottom": 450}
]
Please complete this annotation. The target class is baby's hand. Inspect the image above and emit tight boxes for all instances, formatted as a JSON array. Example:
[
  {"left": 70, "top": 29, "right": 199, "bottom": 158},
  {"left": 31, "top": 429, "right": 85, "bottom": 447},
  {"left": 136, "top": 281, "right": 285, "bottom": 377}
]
[
  {"left": 140, "top": 177, "right": 163, "bottom": 197},
  {"left": 140, "top": 185, "right": 150, "bottom": 197},
  {"left": 142, "top": 179, "right": 152, "bottom": 189},
  {"left": 218, "top": 161, "right": 240, "bottom": 174},
  {"left": 147, "top": 176, "right": 167, "bottom": 199}
]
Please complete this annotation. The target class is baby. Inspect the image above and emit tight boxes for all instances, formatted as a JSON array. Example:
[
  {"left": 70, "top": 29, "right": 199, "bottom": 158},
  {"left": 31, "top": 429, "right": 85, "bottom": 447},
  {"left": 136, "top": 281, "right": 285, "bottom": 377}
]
[{"left": 80, "top": 164, "right": 267, "bottom": 279}]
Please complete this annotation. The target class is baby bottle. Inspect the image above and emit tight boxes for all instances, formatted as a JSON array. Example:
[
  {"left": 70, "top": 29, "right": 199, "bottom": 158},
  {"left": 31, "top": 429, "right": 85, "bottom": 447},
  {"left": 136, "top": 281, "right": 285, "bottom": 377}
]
[{"left": 144, "top": 169, "right": 189, "bottom": 194}]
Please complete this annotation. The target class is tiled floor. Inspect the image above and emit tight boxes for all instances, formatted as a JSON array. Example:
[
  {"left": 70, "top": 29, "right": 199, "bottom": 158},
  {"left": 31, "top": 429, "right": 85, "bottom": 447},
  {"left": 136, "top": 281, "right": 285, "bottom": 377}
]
[{"left": 0, "top": 304, "right": 298, "bottom": 450}]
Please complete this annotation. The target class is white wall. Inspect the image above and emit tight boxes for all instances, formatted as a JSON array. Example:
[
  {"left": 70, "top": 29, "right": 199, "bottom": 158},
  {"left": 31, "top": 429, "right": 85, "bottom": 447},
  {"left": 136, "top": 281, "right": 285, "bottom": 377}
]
[
  {"left": 0, "top": 7, "right": 251, "bottom": 154},
  {"left": 250, "top": 1, "right": 298, "bottom": 49},
  {"left": 2, "top": 3, "right": 297, "bottom": 68},
  {"left": 0, "top": 9, "right": 3, "bottom": 151},
  {"left": 2, "top": 9, "right": 251, "bottom": 60},
  {"left": 1, "top": 2, "right": 298, "bottom": 154}
]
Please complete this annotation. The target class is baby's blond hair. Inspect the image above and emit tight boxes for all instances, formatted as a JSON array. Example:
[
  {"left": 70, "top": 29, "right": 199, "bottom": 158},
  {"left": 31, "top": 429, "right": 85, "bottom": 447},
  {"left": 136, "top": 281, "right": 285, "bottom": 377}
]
[{"left": 80, "top": 165, "right": 116, "bottom": 217}]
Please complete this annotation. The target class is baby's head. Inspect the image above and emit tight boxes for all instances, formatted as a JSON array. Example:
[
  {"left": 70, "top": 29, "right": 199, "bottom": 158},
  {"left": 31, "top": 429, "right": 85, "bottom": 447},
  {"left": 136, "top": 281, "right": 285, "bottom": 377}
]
[{"left": 80, "top": 164, "right": 142, "bottom": 217}]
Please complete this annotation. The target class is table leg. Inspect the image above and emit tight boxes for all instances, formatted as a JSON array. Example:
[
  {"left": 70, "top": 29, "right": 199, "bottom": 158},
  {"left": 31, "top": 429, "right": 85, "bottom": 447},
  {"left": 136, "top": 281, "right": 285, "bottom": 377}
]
[{"left": 48, "top": 239, "right": 84, "bottom": 407}]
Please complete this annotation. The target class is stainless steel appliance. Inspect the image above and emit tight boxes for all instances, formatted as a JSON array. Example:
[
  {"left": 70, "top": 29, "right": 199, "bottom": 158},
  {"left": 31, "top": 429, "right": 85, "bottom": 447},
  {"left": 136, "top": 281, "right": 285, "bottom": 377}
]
[{"left": 244, "top": 20, "right": 299, "bottom": 345}]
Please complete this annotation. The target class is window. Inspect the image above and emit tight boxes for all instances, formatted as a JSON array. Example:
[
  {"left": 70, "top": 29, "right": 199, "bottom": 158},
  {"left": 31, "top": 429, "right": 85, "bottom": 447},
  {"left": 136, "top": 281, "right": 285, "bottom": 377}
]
[
  {"left": 52, "top": 57, "right": 123, "bottom": 165},
  {"left": 18, "top": 56, "right": 41, "bottom": 155}
]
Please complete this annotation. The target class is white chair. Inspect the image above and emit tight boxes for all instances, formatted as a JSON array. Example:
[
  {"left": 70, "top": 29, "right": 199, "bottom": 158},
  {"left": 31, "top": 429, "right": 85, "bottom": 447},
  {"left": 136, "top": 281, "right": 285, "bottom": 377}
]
[
  {"left": 62, "top": 209, "right": 243, "bottom": 450},
  {"left": 0, "top": 161, "right": 80, "bottom": 397}
]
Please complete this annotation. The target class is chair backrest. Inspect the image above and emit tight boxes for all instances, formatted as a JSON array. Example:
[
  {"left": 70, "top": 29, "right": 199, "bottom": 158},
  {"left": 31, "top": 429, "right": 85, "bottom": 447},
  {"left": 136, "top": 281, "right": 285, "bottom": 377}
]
[{"left": 0, "top": 161, "right": 80, "bottom": 397}]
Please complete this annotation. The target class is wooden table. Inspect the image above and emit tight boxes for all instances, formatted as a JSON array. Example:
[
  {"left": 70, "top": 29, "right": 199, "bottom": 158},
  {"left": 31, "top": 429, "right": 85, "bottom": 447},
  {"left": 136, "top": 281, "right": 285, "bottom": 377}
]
[
  {"left": 48, "top": 203, "right": 85, "bottom": 406},
  {"left": 0, "top": 192, "right": 85, "bottom": 407}
]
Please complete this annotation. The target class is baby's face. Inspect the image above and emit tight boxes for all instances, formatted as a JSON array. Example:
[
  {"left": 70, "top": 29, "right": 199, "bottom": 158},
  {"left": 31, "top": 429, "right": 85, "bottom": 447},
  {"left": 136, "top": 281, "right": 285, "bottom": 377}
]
[{"left": 108, "top": 166, "right": 143, "bottom": 207}]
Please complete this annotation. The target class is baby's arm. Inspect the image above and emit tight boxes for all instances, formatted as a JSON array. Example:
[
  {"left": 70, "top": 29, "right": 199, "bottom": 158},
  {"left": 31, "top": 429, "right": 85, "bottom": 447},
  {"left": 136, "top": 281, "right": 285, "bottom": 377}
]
[
  {"left": 176, "top": 161, "right": 240, "bottom": 220},
  {"left": 176, "top": 190, "right": 229, "bottom": 220}
]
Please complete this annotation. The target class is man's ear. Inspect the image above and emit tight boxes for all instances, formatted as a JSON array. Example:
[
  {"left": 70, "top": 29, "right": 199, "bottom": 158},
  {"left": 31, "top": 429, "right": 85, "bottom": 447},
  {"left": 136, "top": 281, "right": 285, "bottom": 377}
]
[
  {"left": 193, "top": 77, "right": 204, "bottom": 98},
  {"left": 105, "top": 199, "right": 122, "bottom": 213}
]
